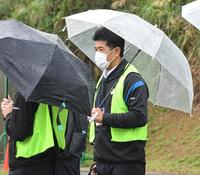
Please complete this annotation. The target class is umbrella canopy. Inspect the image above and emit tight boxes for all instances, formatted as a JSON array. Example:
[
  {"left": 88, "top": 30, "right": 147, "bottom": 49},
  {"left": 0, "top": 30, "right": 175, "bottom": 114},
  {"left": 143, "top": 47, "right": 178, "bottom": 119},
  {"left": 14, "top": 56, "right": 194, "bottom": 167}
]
[
  {"left": 182, "top": 0, "right": 200, "bottom": 31},
  {"left": 64, "top": 9, "right": 193, "bottom": 113},
  {"left": 0, "top": 19, "right": 94, "bottom": 115}
]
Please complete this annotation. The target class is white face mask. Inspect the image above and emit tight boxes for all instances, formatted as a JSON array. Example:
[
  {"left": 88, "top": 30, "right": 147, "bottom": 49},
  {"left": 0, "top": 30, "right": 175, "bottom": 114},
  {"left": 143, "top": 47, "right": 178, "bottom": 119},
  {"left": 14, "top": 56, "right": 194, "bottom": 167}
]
[{"left": 94, "top": 49, "right": 115, "bottom": 70}]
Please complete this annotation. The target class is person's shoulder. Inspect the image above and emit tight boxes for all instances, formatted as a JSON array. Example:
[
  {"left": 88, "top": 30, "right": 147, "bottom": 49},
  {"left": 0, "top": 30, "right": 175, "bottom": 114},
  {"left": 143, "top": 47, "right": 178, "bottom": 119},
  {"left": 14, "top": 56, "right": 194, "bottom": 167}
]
[
  {"left": 125, "top": 72, "right": 146, "bottom": 85},
  {"left": 124, "top": 72, "right": 148, "bottom": 92},
  {"left": 123, "top": 72, "right": 149, "bottom": 98}
]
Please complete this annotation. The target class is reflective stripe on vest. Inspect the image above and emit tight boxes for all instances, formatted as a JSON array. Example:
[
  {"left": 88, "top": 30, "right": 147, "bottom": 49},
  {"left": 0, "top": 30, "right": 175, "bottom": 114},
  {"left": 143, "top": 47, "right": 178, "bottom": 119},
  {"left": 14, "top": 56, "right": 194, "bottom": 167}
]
[
  {"left": 89, "top": 64, "right": 147, "bottom": 143},
  {"left": 16, "top": 104, "right": 68, "bottom": 158}
]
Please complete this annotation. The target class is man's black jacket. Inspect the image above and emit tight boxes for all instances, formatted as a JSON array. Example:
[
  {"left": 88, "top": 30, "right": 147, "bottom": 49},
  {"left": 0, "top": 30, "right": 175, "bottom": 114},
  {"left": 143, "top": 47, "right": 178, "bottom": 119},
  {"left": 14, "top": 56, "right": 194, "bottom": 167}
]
[{"left": 94, "top": 59, "right": 149, "bottom": 163}]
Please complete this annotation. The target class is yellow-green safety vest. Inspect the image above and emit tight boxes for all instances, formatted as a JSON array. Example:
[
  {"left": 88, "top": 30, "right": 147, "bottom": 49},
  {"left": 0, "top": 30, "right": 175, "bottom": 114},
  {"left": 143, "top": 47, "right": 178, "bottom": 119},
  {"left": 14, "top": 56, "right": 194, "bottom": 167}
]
[
  {"left": 89, "top": 64, "right": 147, "bottom": 143},
  {"left": 16, "top": 103, "right": 68, "bottom": 158}
]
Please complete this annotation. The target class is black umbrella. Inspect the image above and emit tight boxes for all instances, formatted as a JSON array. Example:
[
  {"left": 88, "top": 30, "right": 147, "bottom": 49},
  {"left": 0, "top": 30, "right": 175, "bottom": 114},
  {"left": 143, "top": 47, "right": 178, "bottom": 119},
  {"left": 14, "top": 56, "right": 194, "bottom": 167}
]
[{"left": 0, "top": 19, "right": 94, "bottom": 115}]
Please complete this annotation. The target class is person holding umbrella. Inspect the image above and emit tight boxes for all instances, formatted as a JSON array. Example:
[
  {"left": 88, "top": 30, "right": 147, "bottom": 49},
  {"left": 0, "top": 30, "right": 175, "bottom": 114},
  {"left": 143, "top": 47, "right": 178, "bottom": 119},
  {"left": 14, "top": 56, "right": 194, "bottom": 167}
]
[
  {"left": 0, "top": 19, "right": 93, "bottom": 175},
  {"left": 1, "top": 92, "right": 55, "bottom": 175},
  {"left": 88, "top": 27, "right": 149, "bottom": 175},
  {"left": 65, "top": 9, "right": 193, "bottom": 175},
  {"left": 1, "top": 92, "right": 86, "bottom": 175}
]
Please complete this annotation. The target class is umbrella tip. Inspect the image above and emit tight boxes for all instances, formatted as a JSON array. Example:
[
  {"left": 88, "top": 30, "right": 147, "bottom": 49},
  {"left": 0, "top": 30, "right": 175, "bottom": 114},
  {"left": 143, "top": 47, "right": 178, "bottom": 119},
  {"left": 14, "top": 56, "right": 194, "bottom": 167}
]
[{"left": 62, "top": 26, "right": 67, "bottom": 32}]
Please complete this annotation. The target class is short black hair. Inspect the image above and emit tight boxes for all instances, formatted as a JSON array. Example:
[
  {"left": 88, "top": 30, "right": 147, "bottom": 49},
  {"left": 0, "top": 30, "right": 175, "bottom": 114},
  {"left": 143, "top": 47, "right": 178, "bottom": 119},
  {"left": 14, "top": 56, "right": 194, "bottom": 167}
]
[{"left": 93, "top": 27, "right": 125, "bottom": 57}]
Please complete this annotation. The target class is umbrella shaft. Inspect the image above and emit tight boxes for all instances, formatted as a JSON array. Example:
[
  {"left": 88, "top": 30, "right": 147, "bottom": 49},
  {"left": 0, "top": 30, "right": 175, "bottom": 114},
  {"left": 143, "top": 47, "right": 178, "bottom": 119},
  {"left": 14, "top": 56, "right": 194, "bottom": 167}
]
[{"left": 98, "top": 49, "right": 141, "bottom": 108}]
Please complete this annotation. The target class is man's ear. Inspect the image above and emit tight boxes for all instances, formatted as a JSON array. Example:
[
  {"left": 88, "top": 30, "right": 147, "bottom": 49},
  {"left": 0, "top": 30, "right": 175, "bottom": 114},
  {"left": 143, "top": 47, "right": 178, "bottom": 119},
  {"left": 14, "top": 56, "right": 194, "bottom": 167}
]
[{"left": 115, "top": 47, "right": 121, "bottom": 56}]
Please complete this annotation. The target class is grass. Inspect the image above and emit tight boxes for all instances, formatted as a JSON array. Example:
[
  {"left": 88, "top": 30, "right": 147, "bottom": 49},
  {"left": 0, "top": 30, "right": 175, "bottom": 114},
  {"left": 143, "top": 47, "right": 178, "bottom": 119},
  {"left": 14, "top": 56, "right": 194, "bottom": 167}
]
[
  {"left": 0, "top": 171, "right": 6, "bottom": 175},
  {"left": 80, "top": 105, "right": 200, "bottom": 175},
  {"left": 146, "top": 105, "right": 200, "bottom": 174}
]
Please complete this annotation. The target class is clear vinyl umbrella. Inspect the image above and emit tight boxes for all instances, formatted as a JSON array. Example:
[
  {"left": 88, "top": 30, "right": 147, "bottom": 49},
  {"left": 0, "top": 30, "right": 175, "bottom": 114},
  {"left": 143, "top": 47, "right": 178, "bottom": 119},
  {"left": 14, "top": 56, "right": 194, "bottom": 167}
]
[
  {"left": 64, "top": 9, "right": 193, "bottom": 113},
  {"left": 182, "top": 0, "right": 200, "bottom": 31}
]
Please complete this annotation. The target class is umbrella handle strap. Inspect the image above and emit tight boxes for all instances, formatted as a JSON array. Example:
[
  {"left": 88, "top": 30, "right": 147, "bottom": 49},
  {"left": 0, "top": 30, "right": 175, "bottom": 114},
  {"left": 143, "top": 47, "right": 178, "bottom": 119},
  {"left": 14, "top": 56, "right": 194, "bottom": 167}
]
[{"left": 56, "top": 102, "right": 67, "bottom": 130}]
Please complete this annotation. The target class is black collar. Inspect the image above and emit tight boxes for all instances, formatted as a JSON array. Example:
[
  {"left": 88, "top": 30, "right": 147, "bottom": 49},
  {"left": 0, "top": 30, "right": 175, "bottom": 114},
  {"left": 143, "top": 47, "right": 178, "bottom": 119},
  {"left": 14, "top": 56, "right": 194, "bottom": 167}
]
[{"left": 106, "top": 59, "right": 128, "bottom": 82}]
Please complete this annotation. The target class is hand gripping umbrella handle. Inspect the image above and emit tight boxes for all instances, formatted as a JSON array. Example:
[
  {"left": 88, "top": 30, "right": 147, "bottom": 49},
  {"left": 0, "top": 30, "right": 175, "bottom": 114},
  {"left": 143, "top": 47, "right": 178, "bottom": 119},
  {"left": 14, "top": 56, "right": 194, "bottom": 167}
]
[
  {"left": 88, "top": 112, "right": 98, "bottom": 123},
  {"left": 88, "top": 50, "right": 142, "bottom": 123}
]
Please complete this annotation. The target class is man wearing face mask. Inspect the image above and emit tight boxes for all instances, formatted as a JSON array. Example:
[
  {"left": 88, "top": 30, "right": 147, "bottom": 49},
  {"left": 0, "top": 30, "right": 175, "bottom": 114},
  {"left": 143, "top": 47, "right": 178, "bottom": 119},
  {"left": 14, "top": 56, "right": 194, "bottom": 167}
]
[{"left": 89, "top": 27, "right": 149, "bottom": 175}]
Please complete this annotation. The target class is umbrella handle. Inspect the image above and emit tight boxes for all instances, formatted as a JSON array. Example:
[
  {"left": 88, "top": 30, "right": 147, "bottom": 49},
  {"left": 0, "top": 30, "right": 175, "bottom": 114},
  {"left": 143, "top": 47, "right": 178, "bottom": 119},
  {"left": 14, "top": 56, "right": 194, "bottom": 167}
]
[
  {"left": 3, "top": 75, "right": 8, "bottom": 166},
  {"left": 4, "top": 76, "right": 8, "bottom": 98},
  {"left": 88, "top": 112, "right": 98, "bottom": 123}
]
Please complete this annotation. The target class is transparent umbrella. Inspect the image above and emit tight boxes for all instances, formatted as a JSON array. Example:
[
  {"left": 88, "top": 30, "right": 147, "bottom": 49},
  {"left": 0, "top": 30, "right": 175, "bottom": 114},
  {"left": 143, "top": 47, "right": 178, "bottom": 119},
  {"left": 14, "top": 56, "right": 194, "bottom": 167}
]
[
  {"left": 64, "top": 9, "right": 193, "bottom": 113},
  {"left": 182, "top": 0, "right": 200, "bottom": 31}
]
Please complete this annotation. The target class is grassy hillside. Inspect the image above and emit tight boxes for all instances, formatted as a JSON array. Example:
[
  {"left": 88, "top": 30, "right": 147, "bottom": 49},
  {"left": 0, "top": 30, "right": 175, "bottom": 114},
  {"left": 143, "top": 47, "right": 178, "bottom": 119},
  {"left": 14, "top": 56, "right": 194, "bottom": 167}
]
[{"left": 147, "top": 106, "right": 200, "bottom": 175}]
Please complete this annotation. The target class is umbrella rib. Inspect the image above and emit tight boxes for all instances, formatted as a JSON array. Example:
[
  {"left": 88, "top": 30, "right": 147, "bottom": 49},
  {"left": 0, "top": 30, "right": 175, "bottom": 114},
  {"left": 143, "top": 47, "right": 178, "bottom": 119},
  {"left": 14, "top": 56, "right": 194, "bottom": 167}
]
[
  {"left": 151, "top": 32, "right": 192, "bottom": 92},
  {"left": 153, "top": 31, "right": 165, "bottom": 58},
  {"left": 153, "top": 64, "right": 162, "bottom": 106}
]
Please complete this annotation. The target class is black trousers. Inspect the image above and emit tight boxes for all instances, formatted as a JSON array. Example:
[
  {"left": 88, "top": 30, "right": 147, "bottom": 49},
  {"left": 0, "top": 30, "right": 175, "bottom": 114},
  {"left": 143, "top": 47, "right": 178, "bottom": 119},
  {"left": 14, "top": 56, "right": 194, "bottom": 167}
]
[
  {"left": 9, "top": 156, "right": 80, "bottom": 175},
  {"left": 96, "top": 161, "right": 145, "bottom": 175},
  {"left": 9, "top": 160, "right": 55, "bottom": 175},
  {"left": 54, "top": 156, "right": 80, "bottom": 175}
]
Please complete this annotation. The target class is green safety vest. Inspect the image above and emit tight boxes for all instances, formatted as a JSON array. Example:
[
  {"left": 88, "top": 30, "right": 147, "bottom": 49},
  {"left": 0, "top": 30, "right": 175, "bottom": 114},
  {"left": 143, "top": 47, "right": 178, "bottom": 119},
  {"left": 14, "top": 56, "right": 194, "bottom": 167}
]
[
  {"left": 16, "top": 103, "right": 68, "bottom": 158},
  {"left": 89, "top": 64, "right": 147, "bottom": 143}
]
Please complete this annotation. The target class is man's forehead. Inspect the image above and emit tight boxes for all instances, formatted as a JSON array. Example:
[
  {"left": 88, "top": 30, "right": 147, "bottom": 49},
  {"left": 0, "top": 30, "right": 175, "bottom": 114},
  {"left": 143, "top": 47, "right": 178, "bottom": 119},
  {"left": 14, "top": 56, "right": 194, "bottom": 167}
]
[{"left": 95, "top": 40, "right": 108, "bottom": 47}]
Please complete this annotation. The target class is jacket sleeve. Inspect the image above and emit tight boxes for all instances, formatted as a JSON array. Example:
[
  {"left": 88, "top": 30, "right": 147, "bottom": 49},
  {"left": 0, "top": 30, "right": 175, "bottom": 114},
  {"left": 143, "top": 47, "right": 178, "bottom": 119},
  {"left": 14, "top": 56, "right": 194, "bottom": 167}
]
[
  {"left": 102, "top": 72, "right": 149, "bottom": 128},
  {"left": 5, "top": 92, "right": 39, "bottom": 141}
]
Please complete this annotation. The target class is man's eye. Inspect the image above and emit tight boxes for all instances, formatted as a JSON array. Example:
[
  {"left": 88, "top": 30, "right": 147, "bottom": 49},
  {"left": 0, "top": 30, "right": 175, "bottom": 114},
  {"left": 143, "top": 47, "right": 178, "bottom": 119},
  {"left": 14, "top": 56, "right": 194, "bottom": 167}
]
[{"left": 99, "top": 48, "right": 105, "bottom": 52}]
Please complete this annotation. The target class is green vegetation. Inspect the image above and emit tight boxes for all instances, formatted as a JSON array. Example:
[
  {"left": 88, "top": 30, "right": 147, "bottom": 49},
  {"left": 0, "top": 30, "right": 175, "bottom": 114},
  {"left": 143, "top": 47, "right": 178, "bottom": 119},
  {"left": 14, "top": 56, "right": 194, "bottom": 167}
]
[
  {"left": 146, "top": 105, "right": 200, "bottom": 174},
  {"left": 0, "top": 0, "right": 200, "bottom": 174},
  {"left": 0, "top": 171, "right": 6, "bottom": 175},
  {"left": 1, "top": 0, "right": 199, "bottom": 104}
]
